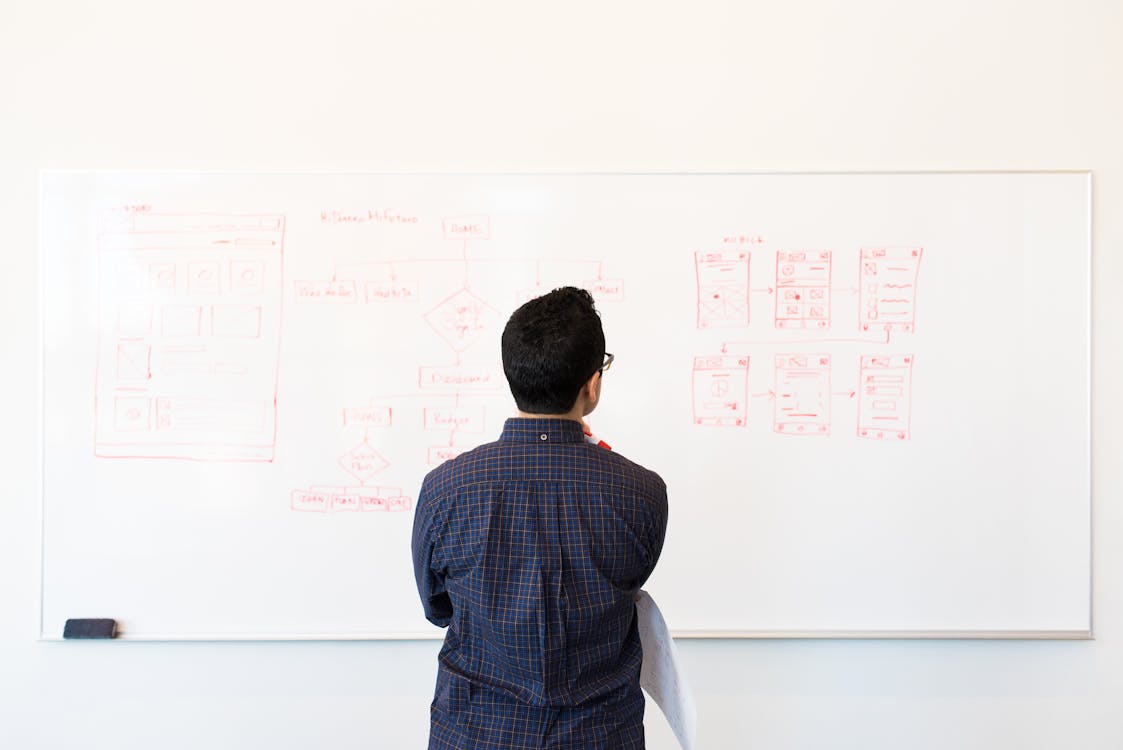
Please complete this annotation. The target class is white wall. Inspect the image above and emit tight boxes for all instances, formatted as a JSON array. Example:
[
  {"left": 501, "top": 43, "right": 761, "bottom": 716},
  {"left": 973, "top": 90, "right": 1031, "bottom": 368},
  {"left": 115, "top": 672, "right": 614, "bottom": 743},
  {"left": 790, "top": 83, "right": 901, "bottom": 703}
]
[{"left": 2, "top": 1, "right": 1120, "bottom": 747}]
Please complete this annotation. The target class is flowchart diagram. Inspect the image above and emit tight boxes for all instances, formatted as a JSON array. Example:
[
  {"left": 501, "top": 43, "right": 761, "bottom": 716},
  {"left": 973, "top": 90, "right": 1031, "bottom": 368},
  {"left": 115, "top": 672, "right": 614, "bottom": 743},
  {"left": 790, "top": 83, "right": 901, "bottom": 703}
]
[
  {"left": 286, "top": 213, "right": 625, "bottom": 515},
  {"left": 691, "top": 245, "right": 922, "bottom": 440}
]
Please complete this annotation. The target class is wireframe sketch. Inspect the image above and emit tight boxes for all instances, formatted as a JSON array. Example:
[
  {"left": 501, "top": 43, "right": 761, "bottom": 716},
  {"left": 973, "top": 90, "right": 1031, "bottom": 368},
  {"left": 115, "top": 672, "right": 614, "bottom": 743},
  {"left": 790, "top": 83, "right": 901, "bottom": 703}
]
[
  {"left": 773, "top": 354, "right": 831, "bottom": 435},
  {"left": 856, "top": 355, "right": 914, "bottom": 440},
  {"left": 692, "top": 355, "right": 750, "bottom": 426},
  {"left": 775, "top": 251, "right": 831, "bottom": 329},
  {"left": 94, "top": 211, "right": 285, "bottom": 461},
  {"left": 859, "top": 248, "right": 923, "bottom": 332},
  {"left": 695, "top": 251, "right": 750, "bottom": 328}
]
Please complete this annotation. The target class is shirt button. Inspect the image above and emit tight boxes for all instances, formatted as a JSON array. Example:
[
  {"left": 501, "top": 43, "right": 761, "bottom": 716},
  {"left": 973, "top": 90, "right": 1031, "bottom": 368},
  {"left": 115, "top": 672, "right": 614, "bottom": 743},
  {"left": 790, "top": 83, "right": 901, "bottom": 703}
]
[{"left": 540, "top": 434, "right": 548, "bottom": 441}]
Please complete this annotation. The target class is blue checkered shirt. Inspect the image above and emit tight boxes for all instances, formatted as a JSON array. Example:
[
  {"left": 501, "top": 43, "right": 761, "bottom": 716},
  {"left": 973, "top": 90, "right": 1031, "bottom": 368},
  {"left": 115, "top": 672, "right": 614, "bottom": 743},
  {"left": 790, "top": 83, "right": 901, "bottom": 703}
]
[{"left": 412, "top": 417, "right": 669, "bottom": 749}]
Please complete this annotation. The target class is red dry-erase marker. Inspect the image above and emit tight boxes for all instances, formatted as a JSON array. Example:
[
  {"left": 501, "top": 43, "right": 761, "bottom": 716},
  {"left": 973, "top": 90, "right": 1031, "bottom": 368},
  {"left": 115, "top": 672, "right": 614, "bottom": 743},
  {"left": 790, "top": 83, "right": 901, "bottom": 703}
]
[{"left": 582, "top": 424, "right": 612, "bottom": 451}]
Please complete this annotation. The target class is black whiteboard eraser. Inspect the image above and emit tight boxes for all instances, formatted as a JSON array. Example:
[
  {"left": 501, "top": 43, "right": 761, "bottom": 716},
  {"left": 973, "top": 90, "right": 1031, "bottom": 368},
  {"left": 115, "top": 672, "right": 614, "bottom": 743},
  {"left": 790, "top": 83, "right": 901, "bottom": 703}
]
[{"left": 63, "top": 619, "right": 118, "bottom": 639}]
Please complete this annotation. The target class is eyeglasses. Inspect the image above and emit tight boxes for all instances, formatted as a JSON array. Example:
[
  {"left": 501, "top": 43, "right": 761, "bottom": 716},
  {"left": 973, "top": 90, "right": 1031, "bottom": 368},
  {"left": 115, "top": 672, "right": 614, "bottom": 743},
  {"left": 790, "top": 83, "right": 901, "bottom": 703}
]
[{"left": 599, "top": 352, "right": 614, "bottom": 374}]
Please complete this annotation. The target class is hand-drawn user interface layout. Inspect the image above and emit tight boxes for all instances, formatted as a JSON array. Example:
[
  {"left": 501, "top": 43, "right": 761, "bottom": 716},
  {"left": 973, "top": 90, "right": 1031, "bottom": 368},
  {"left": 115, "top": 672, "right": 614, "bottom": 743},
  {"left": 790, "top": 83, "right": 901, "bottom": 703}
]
[
  {"left": 94, "top": 212, "right": 284, "bottom": 461},
  {"left": 775, "top": 251, "right": 832, "bottom": 330},
  {"left": 692, "top": 356, "right": 750, "bottom": 427},
  {"left": 857, "top": 355, "right": 914, "bottom": 440},
  {"left": 774, "top": 354, "right": 831, "bottom": 435},
  {"left": 695, "top": 251, "right": 750, "bottom": 328},
  {"left": 860, "top": 247, "right": 922, "bottom": 332},
  {"left": 693, "top": 247, "right": 922, "bottom": 440}
]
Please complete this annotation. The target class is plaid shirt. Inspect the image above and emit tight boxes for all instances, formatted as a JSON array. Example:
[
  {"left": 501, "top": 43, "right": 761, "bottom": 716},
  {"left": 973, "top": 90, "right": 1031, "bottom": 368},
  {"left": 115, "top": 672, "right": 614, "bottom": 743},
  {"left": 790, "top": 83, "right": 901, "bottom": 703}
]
[{"left": 412, "top": 418, "right": 669, "bottom": 749}]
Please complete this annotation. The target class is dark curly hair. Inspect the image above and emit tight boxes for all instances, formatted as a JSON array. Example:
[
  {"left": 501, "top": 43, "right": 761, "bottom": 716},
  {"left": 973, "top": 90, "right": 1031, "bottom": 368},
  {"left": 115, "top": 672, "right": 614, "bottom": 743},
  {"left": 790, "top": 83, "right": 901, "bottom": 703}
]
[{"left": 500, "top": 286, "right": 606, "bottom": 414}]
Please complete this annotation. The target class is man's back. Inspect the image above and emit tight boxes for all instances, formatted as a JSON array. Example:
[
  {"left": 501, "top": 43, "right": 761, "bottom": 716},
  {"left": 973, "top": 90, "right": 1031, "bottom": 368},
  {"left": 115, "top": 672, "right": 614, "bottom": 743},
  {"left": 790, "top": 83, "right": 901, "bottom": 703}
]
[{"left": 413, "top": 417, "right": 668, "bottom": 749}]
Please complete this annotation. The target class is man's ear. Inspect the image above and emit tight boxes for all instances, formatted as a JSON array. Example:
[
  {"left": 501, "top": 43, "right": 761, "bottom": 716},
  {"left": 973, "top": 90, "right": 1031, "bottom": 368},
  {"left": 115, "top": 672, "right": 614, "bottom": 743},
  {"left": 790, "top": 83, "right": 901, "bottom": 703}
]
[{"left": 585, "top": 372, "right": 601, "bottom": 409}]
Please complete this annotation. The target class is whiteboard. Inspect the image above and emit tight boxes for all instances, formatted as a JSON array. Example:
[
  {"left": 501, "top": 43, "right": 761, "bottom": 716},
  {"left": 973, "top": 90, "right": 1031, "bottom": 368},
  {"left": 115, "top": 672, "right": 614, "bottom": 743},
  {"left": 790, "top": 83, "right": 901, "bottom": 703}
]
[{"left": 40, "top": 172, "right": 1091, "bottom": 639}]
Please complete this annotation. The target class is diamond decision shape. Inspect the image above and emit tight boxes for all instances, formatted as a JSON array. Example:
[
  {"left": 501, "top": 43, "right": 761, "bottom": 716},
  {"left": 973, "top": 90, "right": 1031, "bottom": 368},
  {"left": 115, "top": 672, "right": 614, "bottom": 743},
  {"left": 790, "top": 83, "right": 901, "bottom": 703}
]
[
  {"left": 339, "top": 440, "right": 390, "bottom": 482},
  {"left": 424, "top": 289, "right": 500, "bottom": 352}
]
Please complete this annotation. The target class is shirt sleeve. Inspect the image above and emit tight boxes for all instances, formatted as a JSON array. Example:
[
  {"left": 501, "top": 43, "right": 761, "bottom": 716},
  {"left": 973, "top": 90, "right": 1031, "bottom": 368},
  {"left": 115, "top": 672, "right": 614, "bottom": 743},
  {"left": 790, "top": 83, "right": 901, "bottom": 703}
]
[
  {"left": 411, "top": 476, "right": 453, "bottom": 627},
  {"left": 636, "top": 476, "right": 669, "bottom": 589}
]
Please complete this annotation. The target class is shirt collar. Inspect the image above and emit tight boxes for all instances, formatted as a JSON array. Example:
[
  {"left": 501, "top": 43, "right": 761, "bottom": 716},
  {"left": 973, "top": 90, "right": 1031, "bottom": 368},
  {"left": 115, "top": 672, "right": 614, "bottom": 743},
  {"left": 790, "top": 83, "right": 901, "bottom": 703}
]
[{"left": 500, "top": 417, "right": 586, "bottom": 445}]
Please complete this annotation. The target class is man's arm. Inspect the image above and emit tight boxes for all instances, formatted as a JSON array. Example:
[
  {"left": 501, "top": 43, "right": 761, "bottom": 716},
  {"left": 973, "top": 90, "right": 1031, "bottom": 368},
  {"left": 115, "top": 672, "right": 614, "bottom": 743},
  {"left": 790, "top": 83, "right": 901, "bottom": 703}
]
[
  {"left": 411, "top": 478, "right": 453, "bottom": 627},
  {"left": 635, "top": 477, "right": 670, "bottom": 589}
]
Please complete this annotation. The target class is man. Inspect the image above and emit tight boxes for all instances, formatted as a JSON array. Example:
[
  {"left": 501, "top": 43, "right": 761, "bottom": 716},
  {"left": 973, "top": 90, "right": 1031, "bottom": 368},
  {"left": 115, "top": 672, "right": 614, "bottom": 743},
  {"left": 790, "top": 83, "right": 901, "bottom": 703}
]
[{"left": 412, "top": 286, "right": 669, "bottom": 749}]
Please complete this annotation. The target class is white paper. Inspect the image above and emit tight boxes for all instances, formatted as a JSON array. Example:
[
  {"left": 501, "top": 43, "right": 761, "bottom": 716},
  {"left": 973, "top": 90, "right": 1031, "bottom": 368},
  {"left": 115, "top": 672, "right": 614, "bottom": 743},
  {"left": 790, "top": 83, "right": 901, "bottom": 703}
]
[{"left": 636, "top": 590, "right": 697, "bottom": 750}]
